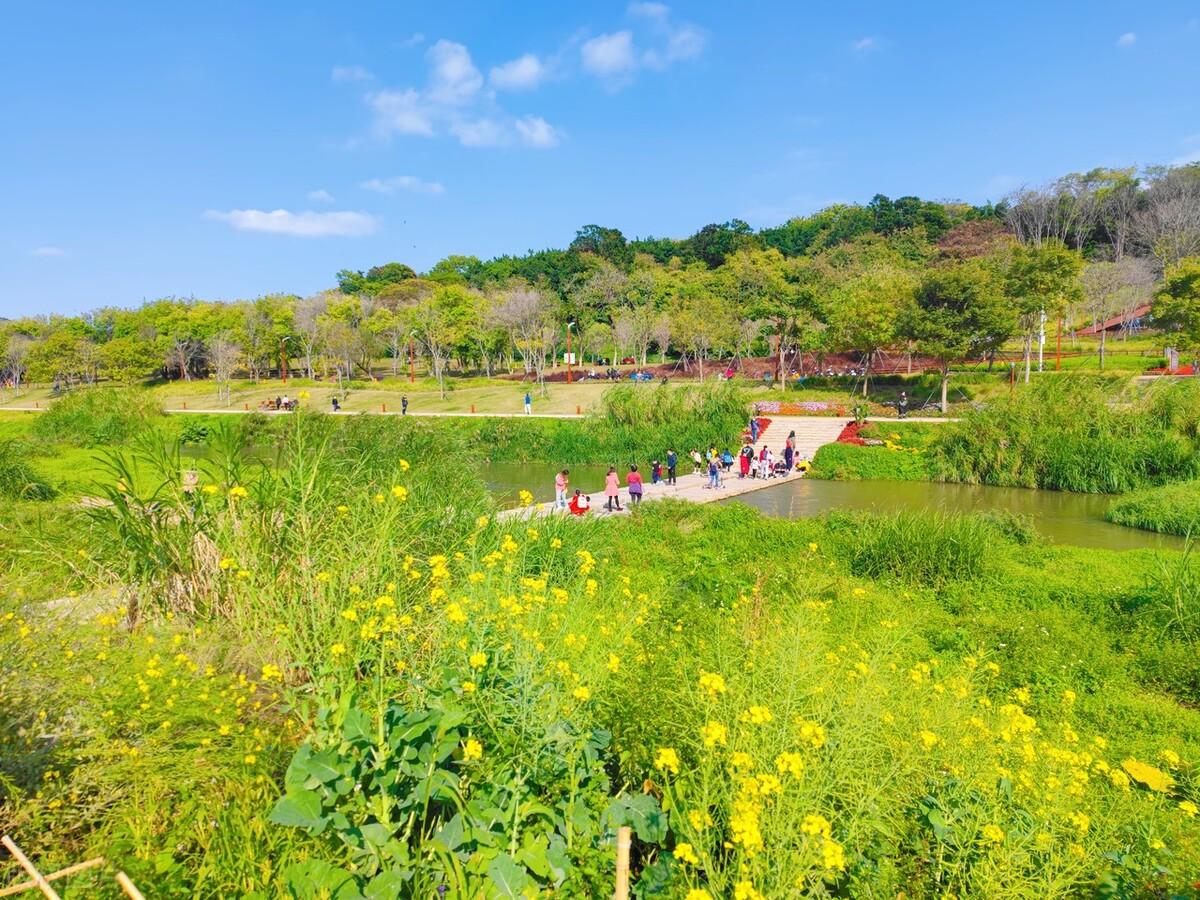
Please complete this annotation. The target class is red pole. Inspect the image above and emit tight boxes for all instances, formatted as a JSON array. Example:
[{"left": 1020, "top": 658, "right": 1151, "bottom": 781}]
[
  {"left": 408, "top": 337, "right": 415, "bottom": 384},
  {"left": 566, "top": 325, "right": 573, "bottom": 384}
]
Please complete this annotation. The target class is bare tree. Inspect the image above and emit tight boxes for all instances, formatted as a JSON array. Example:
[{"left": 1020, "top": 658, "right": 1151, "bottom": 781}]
[
  {"left": 2, "top": 334, "right": 32, "bottom": 392},
  {"left": 294, "top": 292, "right": 329, "bottom": 378},
  {"left": 1134, "top": 167, "right": 1200, "bottom": 268},
  {"left": 612, "top": 310, "right": 637, "bottom": 365},
  {"left": 651, "top": 314, "right": 671, "bottom": 364},
  {"left": 208, "top": 333, "right": 242, "bottom": 405},
  {"left": 1081, "top": 259, "right": 1154, "bottom": 368},
  {"left": 1092, "top": 168, "right": 1140, "bottom": 260},
  {"left": 1006, "top": 175, "right": 1099, "bottom": 250},
  {"left": 491, "top": 286, "right": 558, "bottom": 386},
  {"left": 736, "top": 318, "right": 766, "bottom": 360}
]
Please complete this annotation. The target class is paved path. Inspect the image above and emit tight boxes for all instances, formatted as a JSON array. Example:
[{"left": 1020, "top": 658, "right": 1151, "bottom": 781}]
[{"left": 498, "top": 466, "right": 807, "bottom": 521}]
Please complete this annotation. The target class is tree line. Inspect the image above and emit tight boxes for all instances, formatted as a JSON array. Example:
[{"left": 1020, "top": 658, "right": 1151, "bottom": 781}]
[{"left": 3, "top": 163, "right": 1200, "bottom": 409}]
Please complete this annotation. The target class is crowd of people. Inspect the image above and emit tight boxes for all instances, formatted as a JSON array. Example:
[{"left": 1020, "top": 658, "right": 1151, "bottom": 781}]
[{"left": 542, "top": 418, "right": 809, "bottom": 516}]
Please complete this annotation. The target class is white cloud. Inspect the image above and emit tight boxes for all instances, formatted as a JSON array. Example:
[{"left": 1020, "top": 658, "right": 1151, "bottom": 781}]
[
  {"left": 32, "top": 246, "right": 65, "bottom": 257},
  {"left": 628, "top": 1, "right": 669, "bottom": 19},
  {"left": 426, "top": 40, "right": 483, "bottom": 105},
  {"left": 450, "top": 118, "right": 508, "bottom": 147},
  {"left": 332, "top": 65, "right": 373, "bottom": 83},
  {"left": 307, "top": 189, "right": 335, "bottom": 203},
  {"left": 360, "top": 39, "right": 561, "bottom": 148},
  {"left": 366, "top": 88, "right": 434, "bottom": 137},
  {"left": 515, "top": 115, "right": 561, "bottom": 148},
  {"left": 582, "top": 31, "right": 638, "bottom": 76},
  {"left": 490, "top": 53, "right": 548, "bottom": 91},
  {"left": 205, "top": 209, "right": 378, "bottom": 237},
  {"left": 1117, "top": 32, "right": 1137, "bottom": 47},
  {"left": 360, "top": 175, "right": 445, "bottom": 195},
  {"left": 582, "top": 7, "right": 706, "bottom": 85},
  {"left": 852, "top": 36, "right": 878, "bottom": 51}
]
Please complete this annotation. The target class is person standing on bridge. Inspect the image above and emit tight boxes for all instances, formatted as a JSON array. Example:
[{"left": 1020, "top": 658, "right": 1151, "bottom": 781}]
[
  {"left": 739, "top": 443, "right": 753, "bottom": 478},
  {"left": 784, "top": 430, "right": 796, "bottom": 471},
  {"left": 604, "top": 466, "right": 622, "bottom": 511},
  {"left": 555, "top": 469, "right": 569, "bottom": 509},
  {"left": 749, "top": 416, "right": 760, "bottom": 443},
  {"left": 627, "top": 464, "right": 644, "bottom": 506},
  {"left": 524, "top": 391, "right": 532, "bottom": 415}
]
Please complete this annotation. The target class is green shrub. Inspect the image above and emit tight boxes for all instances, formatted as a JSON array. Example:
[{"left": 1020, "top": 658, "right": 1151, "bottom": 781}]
[
  {"left": 0, "top": 440, "right": 55, "bottom": 500},
  {"left": 933, "top": 378, "right": 1199, "bottom": 493},
  {"left": 823, "top": 509, "right": 997, "bottom": 584},
  {"left": 809, "top": 443, "right": 934, "bottom": 481},
  {"left": 33, "top": 387, "right": 162, "bottom": 447},
  {"left": 1107, "top": 481, "right": 1200, "bottom": 536}
]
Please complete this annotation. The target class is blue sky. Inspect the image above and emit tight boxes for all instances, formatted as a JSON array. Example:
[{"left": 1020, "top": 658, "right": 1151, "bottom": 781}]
[{"left": 2, "top": 1, "right": 1198, "bottom": 318}]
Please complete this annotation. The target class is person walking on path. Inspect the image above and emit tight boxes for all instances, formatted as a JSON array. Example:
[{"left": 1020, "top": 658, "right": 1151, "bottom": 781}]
[
  {"left": 897, "top": 391, "right": 908, "bottom": 420},
  {"left": 604, "top": 466, "right": 622, "bottom": 511},
  {"left": 690, "top": 449, "right": 704, "bottom": 474},
  {"left": 524, "top": 391, "right": 533, "bottom": 415},
  {"left": 401, "top": 396, "right": 408, "bottom": 415},
  {"left": 749, "top": 416, "right": 760, "bottom": 443},
  {"left": 555, "top": 469, "right": 569, "bottom": 509},
  {"left": 627, "top": 464, "right": 644, "bottom": 506},
  {"left": 706, "top": 456, "right": 721, "bottom": 489},
  {"left": 739, "top": 443, "right": 753, "bottom": 478},
  {"left": 666, "top": 449, "right": 677, "bottom": 485}
]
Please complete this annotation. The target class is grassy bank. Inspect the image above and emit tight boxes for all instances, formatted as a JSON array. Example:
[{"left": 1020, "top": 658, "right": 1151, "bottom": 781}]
[
  {"left": 808, "top": 422, "right": 938, "bottom": 481},
  {"left": 1107, "top": 481, "right": 1200, "bottom": 536},
  {"left": 5, "top": 423, "right": 1200, "bottom": 896}
]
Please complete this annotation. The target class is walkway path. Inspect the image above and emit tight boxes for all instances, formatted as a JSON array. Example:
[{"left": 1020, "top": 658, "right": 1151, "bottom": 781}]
[{"left": 498, "top": 466, "right": 806, "bottom": 521}]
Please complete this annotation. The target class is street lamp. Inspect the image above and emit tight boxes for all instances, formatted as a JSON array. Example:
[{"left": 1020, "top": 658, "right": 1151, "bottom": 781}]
[{"left": 566, "top": 322, "right": 575, "bottom": 384}]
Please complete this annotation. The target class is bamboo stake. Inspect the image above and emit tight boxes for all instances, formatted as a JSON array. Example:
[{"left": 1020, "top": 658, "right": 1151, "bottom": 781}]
[
  {"left": 0, "top": 837, "right": 61, "bottom": 900},
  {"left": 115, "top": 872, "right": 145, "bottom": 900},
  {"left": 0, "top": 857, "right": 104, "bottom": 897},
  {"left": 613, "top": 825, "right": 631, "bottom": 900}
]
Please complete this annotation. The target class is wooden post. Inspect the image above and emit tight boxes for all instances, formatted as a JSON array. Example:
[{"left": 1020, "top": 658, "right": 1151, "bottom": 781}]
[
  {"left": 1, "top": 836, "right": 62, "bottom": 900},
  {"left": 243, "top": 402, "right": 248, "bottom": 410},
  {"left": 576, "top": 405, "right": 581, "bottom": 415},
  {"left": 614, "top": 825, "right": 631, "bottom": 900},
  {"left": 0, "top": 857, "right": 105, "bottom": 898},
  {"left": 470, "top": 404, "right": 476, "bottom": 413},
  {"left": 115, "top": 872, "right": 146, "bottom": 900},
  {"left": 381, "top": 403, "right": 387, "bottom": 413},
  {"left": 182, "top": 402, "right": 187, "bottom": 410}
]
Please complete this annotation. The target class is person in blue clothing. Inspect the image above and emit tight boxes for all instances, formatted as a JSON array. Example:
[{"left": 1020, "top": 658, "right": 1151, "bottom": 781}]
[
  {"left": 524, "top": 391, "right": 532, "bottom": 415},
  {"left": 666, "top": 448, "right": 677, "bottom": 485},
  {"left": 401, "top": 395, "right": 408, "bottom": 415},
  {"left": 706, "top": 456, "right": 721, "bottom": 489},
  {"left": 749, "top": 416, "right": 759, "bottom": 443},
  {"left": 720, "top": 448, "right": 734, "bottom": 472}
]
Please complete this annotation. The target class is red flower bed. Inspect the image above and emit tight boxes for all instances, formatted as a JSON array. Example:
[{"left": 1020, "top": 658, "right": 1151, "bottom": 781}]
[
  {"left": 836, "top": 421, "right": 866, "bottom": 445},
  {"left": 743, "top": 416, "right": 772, "bottom": 442}
]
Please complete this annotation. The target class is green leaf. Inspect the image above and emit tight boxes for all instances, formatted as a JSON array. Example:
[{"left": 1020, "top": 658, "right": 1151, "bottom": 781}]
[
  {"left": 343, "top": 707, "right": 373, "bottom": 745},
  {"left": 282, "top": 859, "right": 360, "bottom": 899},
  {"left": 363, "top": 869, "right": 411, "bottom": 899},
  {"left": 269, "top": 789, "right": 328, "bottom": 832},
  {"left": 605, "top": 794, "right": 668, "bottom": 844},
  {"left": 429, "top": 812, "right": 466, "bottom": 853},
  {"left": 516, "top": 832, "right": 549, "bottom": 878},
  {"left": 486, "top": 853, "right": 532, "bottom": 898}
]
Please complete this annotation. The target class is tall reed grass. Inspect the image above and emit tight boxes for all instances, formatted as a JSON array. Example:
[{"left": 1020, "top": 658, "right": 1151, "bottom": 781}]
[
  {"left": 933, "top": 379, "right": 1199, "bottom": 493},
  {"left": 33, "top": 387, "right": 162, "bottom": 447}
]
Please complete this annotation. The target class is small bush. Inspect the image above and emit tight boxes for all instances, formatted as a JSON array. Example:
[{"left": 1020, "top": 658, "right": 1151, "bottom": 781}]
[
  {"left": 1107, "top": 480, "right": 1200, "bottom": 536},
  {"left": 0, "top": 440, "right": 55, "bottom": 500},
  {"left": 824, "top": 509, "right": 996, "bottom": 584},
  {"left": 33, "top": 387, "right": 162, "bottom": 447}
]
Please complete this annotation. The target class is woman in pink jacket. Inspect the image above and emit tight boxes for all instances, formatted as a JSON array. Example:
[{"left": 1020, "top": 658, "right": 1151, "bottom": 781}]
[{"left": 604, "top": 466, "right": 622, "bottom": 512}]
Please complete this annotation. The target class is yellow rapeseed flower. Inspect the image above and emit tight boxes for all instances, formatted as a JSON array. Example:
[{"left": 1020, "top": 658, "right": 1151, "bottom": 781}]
[
  {"left": 698, "top": 671, "right": 727, "bottom": 697},
  {"left": 685, "top": 891, "right": 712, "bottom": 900},
  {"left": 573, "top": 685, "right": 592, "bottom": 701},
  {"left": 673, "top": 842, "right": 699, "bottom": 865},
  {"left": 740, "top": 705, "right": 773, "bottom": 725},
  {"left": 919, "top": 730, "right": 939, "bottom": 750},
  {"left": 469, "top": 651, "right": 488, "bottom": 669},
  {"left": 461, "top": 681, "right": 476, "bottom": 694},
  {"left": 981, "top": 824, "right": 1005, "bottom": 843},
  {"left": 1121, "top": 758, "right": 1174, "bottom": 793},
  {"left": 733, "top": 880, "right": 763, "bottom": 900},
  {"left": 462, "top": 738, "right": 483, "bottom": 761},
  {"left": 330, "top": 643, "right": 346, "bottom": 658},
  {"left": 1179, "top": 799, "right": 1197, "bottom": 817},
  {"left": 775, "top": 751, "right": 804, "bottom": 778},
  {"left": 700, "top": 720, "right": 728, "bottom": 747},
  {"left": 654, "top": 747, "right": 680, "bottom": 775}
]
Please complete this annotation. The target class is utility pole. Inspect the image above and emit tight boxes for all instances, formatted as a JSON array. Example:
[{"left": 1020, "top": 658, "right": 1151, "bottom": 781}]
[
  {"left": 566, "top": 322, "right": 574, "bottom": 384},
  {"left": 1037, "top": 309, "right": 1046, "bottom": 373},
  {"left": 408, "top": 335, "right": 415, "bottom": 384}
]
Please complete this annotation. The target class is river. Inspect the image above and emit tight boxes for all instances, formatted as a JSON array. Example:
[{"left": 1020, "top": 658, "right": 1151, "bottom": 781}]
[{"left": 480, "top": 461, "right": 1182, "bottom": 552}]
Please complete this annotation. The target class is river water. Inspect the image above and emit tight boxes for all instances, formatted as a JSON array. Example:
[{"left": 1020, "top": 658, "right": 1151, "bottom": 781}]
[{"left": 480, "top": 461, "right": 1181, "bottom": 552}]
